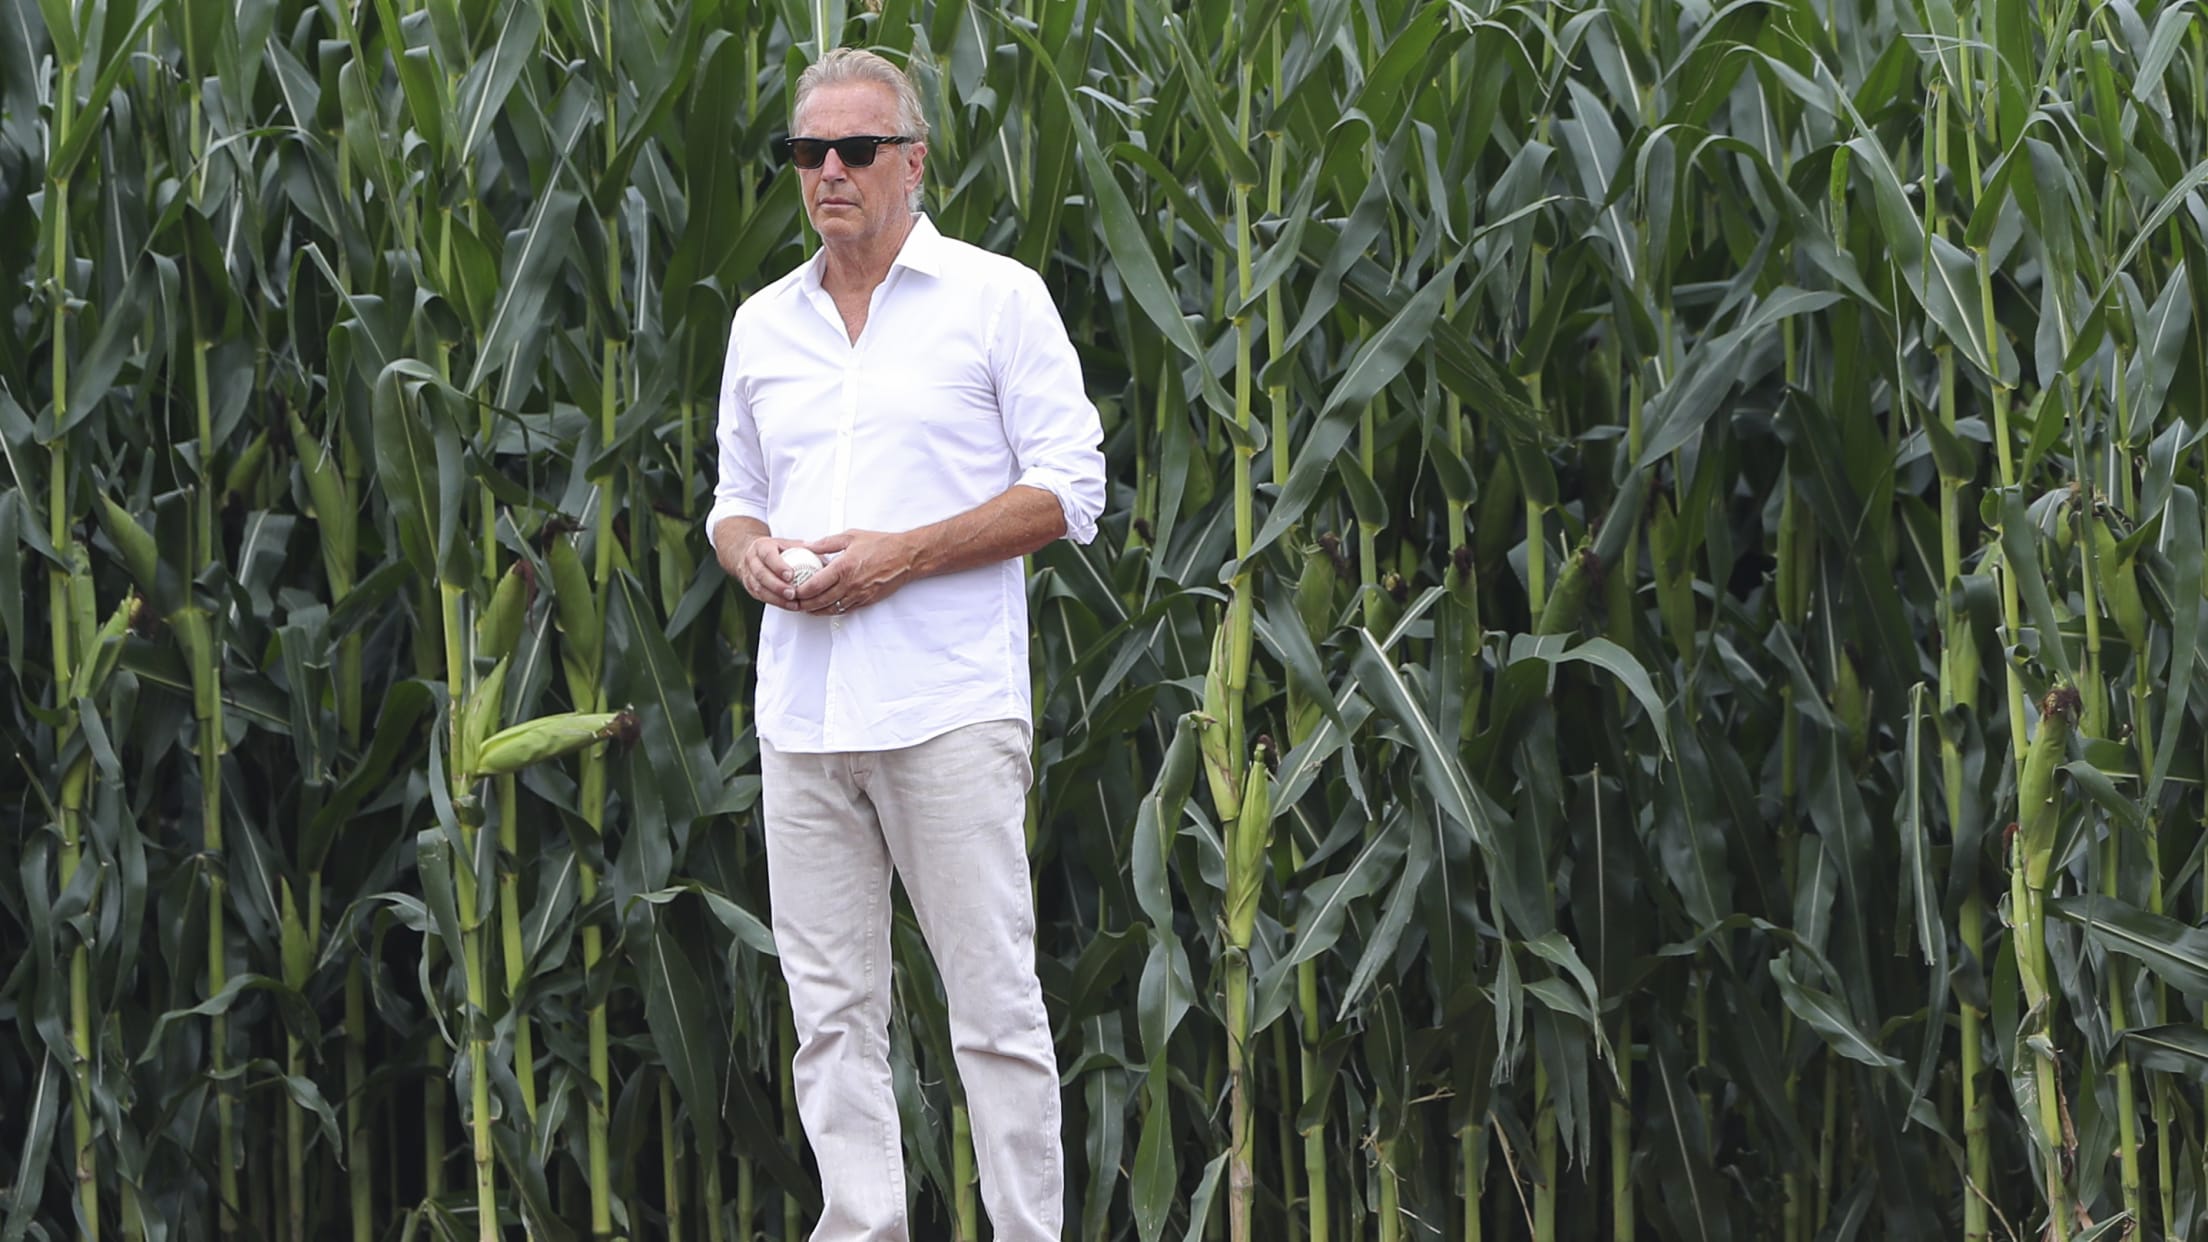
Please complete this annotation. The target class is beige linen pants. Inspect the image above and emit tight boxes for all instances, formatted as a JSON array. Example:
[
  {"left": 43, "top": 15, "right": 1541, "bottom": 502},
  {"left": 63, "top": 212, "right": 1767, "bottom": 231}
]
[{"left": 760, "top": 719, "right": 1063, "bottom": 1241}]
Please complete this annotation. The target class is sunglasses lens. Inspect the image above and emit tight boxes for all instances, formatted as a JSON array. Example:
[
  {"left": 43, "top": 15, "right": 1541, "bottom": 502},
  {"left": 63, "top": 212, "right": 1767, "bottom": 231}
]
[
  {"left": 784, "top": 137, "right": 900, "bottom": 169},
  {"left": 830, "top": 137, "right": 880, "bottom": 167}
]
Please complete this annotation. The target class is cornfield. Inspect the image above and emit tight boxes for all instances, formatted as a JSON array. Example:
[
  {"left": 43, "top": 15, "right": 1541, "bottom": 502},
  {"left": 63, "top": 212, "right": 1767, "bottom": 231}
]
[{"left": 6, "top": 0, "right": 2208, "bottom": 1238}]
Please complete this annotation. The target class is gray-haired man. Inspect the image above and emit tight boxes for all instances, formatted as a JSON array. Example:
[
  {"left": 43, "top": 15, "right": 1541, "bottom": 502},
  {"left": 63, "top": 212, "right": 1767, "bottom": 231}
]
[{"left": 706, "top": 47, "right": 1105, "bottom": 1241}]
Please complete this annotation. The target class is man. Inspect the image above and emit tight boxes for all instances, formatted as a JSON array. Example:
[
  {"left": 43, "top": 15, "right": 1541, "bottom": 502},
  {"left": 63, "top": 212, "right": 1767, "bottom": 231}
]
[{"left": 705, "top": 47, "right": 1106, "bottom": 1242}]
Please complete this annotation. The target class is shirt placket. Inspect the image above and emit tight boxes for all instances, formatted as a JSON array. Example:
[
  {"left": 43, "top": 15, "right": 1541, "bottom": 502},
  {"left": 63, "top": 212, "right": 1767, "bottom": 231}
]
[{"left": 822, "top": 312, "right": 862, "bottom": 748}]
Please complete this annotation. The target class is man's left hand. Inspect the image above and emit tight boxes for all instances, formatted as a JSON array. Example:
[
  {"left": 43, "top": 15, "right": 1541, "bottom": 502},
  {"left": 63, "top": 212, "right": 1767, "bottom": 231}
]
[{"left": 792, "top": 529, "right": 920, "bottom": 616}]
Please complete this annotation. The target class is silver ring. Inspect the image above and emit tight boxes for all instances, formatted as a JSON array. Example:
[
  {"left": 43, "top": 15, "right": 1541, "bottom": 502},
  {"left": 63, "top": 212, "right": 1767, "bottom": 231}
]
[{"left": 833, "top": 599, "right": 847, "bottom": 613}]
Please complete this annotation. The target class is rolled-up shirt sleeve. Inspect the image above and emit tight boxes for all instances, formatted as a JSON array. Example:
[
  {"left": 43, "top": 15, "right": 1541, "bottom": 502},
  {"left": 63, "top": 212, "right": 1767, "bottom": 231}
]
[
  {"left": 704, "top": 315, "right": 770, "bottom": 554},
  {"left": 990, "top": 270, "right": 1106, "bottom": 545}
]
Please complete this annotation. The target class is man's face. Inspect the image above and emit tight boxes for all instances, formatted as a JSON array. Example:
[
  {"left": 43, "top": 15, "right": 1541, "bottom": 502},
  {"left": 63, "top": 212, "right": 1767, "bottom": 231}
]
[{"left": 793, "top": 82, "right": 926, "bottom": 251}]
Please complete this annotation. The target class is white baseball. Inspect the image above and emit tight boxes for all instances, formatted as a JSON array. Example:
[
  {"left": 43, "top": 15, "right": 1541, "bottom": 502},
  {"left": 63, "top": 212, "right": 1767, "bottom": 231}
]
[{"left": 782, "top": 547, "right": 825, "bottom": 586}]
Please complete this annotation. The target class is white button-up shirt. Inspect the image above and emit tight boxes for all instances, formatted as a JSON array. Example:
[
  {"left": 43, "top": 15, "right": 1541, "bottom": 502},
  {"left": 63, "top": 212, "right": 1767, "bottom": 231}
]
[{"left": 706, "top": 216, "right": 1107, "bottom": 754}]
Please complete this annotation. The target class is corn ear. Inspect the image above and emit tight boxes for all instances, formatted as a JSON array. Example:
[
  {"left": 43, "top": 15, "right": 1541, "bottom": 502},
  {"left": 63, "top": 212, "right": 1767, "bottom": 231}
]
[
  {"left": 172, "top": 607, "right": 219, "bottom": 721},
  {"left": 288, "top": 408, "right": 355, "bottom": 592},
  {"left": 549, "top": 536, "right": 601, "bottom": 705},
  {"left": 475, "top": 561, "right": 532, "bottom": 664},
  {"left": 1534, "top": 541, "right": 1597, "bottom": 637},
  {"left": 1293, "top": 535, "right": 1338, "bottom": 643},
  {"left": 1366, "top": 572, "right": 1404, "bottom": 641},
  {"left": 1183, "top": 437, "right": 1217, "bottom": 513},
  {"left": 96, "top": 495, "right": 160, "bottom": 600},
  {"left": 1201, "top": 620, "right": 1241, "bottom": 824},
  {"left": 1226, "top": 737, "right": 1274, "bottom": 950},
  {"left": 1651, "top": 493, "right": 1696, "bottom": 663},
  {"left": 1473, "top": 453, "right": 1519, "bottom": 576},
  {"left": 2017, "top": 683, "right": 2079, "bottom": 893},
  {"left": 458, "top": 658, "right": 511, "bottom": 779},
  {"left": 2014, "top": 682, "right": 2079, "bottom": 1027},
  {"left": 280, "top": 878, "right": 311, "bottom": 991},
  {"left": 655, "top": 509, "right": 695, "bottom": 616},
  {"left": 471, "top": 708, "right": 634, "bottom": 779},
  {"left": 1947, "top": 615, "right": 1982, "bottom": 712},
  {"left": 1446, "top": 542, "right": 1475, "bottom": 606},
  {"left": 2090, "top": 517, "right": 2148, "bottom": 653},
  {"left": 1834, "top": 644, "right": 1867, "bottom": 768},
  {"left": 1289, "top": 541, "right": 1342, "bottom": 754},
  {"left": 223, "top": 427, "right": 272, "bottom": 505},
  {"left": 68, "top": 592, "right": 140, "bottom": 701},
  {"left": 66, "top": 549, "right": 97, "bottom": 669},
  {"left": 1285, "top": 690, "right": 1321, "bottom": 750}
]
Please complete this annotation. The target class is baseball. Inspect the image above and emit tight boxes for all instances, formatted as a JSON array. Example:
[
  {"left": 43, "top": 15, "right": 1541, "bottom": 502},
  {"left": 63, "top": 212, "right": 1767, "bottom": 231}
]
[{"left": 782, "top": 547, "right": 825, "bottom": 585}]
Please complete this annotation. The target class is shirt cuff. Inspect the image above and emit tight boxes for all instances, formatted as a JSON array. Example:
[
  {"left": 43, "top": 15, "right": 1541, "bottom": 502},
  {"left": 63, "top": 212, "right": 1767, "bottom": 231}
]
[
  {"left": 704, "top": 495, "right": 767, "bottom": 555},
  {"left": 1014, "top": 469, "right": 1101, "bottom": 545}
]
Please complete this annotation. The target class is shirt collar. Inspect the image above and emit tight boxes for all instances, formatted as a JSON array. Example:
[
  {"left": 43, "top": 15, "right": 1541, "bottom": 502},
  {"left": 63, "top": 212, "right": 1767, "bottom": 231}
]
[
  {"left": 892, "top": 214, "right": 947, "bottom": 277},
  {"left": 801, "top": 213, "right": 945, "bottom": 293}
]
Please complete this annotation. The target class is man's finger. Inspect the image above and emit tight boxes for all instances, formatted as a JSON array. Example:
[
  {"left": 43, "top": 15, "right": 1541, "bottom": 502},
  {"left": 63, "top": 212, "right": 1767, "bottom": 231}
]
[
  {"left": 796, "top": 584, "right": 847, "bottom": 615},
  {"left": 791, "top": 561, "right": 843, "bottom": 601},
  {"left": 742, "top": 543, "right": 806, "bottom": 608},
  {"left": 747, "top": 570, "right": 796, "bottom": 609}
]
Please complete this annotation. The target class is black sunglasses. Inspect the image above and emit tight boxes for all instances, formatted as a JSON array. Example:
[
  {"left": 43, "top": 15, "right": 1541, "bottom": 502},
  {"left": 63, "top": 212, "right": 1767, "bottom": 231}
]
[{"left": 777, "top": 135, "right": 916, "bottom": 170}]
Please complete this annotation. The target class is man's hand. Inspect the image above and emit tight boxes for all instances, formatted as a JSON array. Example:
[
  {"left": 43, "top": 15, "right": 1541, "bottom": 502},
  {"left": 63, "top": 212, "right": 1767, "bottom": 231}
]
[
  {"left": 719, "top": 521, "right": 815, "bottom": 611},
  {"left": 791, "top": 529, "right": 920, "bottom": 615},
  {"left": 719, "top": 488, "right": 1061, "bottom": 618}
]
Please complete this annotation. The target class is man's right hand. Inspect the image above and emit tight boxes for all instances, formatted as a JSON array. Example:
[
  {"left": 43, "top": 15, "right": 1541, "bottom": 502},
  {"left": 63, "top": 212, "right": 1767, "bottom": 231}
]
[{"left": 715, "top": 518, "right": 810, "bottom": 610}]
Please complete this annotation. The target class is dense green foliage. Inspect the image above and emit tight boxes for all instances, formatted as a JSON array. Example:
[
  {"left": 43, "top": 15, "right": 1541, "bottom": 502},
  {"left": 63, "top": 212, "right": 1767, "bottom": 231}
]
[{"left": 6, "top": 0, "right": 2208, "bottom": 1239}]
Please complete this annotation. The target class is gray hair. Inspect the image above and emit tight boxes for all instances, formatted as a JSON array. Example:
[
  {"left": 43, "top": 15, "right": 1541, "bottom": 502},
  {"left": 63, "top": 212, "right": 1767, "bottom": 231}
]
[
  {"left": 793, "top": 48, "right": 930, "bottom": 144},
  {"left": 792, "top": 49, "right": 929, "bottom": 211}
]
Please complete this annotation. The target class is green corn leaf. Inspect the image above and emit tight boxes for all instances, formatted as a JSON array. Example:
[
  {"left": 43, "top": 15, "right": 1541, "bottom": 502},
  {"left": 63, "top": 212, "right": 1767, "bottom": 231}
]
[
  {"left": 1254, "top": 821, "right": 1407, "bottom": 1025},
  {"left": 0, "top": 1052, "right": 62, "bottom": 1242},
  {"left": 1273, "top": 170, "right": 1389, "bottom": 364},
  {"left": 1160, "top": 16, "right": 1261, "bottom": 188},
  {"left": 608, "top": 572, "right": 723, "bottom": 826},
  {"left": 1349, "top": 627, "right": 1503, "bottom": 868},
  {"left": 2148, "top": 484, "right": 2201, "bottom": 800},
  {"left": 1131, "top": 1058, "right": 1176, "bottom": 1242},
  {"left": 1177, "top": 1150, "right": 1230, "bottom": 1242},
  {"left": 32, "top": 0, "right": 78, "bottom": 66},
  {"left": 663, "top": 32, "right": 744, "bottom": 298},
  {"left": 451, "top": 0, "right": 543, "bottom": 167},
  {"left": 998, "top": 13, "right": 1232, "bottom": 422},
  {"left": 46, "top": 0, "right": 169, "bottom": 182},
  {"left": 370, "top": 0, "right": 449, "bottom": 162},
  {"left": 1109, "top": 142, "right": 1232, "bottom": 256},
  {"left": 371, "top": 361, "right": 461, "bottom": 582},
  {"left": 1506, "top": 634, "right": 1673, "bottom": 758},
  {"left": 1998, "top": 488, "right": 2077, "bottom": 683},
  {"left": 2121, "top": 262, "right": 2192, "bottom": 443},
  {"left": 631, "top": 915, "right": 724, "bottom": 1164},
  {"left": 132, "top": 973, "right": 316, "bottom": 1063},
  {"left": 463, "top": 189, "right": 583, "bottom": 396},
  {"left": 1253, "top": 254, "right": 1464, "bottom": 558},
  {"left": 1336, "top": 804, "right": 1428, "bottom": 1017},
  {"left": 1649, "top": 1024, "right": 1735, "bottom": 1242},
  {"left": 1132, "top": 715, "right": 1202, "bottom": 933},
  {"left": 1769, "top": 950, "right": 1902, "bottom": 1070},
  {"left": 1636, "top": 288, "right": 1842, "bottom": 468},
  {"left": 0, "top": 492, "right": 21, "bottom": 673},
  {"left": 2120, "top": 1024, "right": 2208, "bottom": 1082},
  {"left": 2050, "top": 895, "right": 2208, "bottom": 1000}
]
